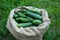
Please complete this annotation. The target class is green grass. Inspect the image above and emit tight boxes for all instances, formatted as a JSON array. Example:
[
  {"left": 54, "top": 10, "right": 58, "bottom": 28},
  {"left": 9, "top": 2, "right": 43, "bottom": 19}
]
[{"left": 0, "top": 0, "right": 60, "bottom": 40}]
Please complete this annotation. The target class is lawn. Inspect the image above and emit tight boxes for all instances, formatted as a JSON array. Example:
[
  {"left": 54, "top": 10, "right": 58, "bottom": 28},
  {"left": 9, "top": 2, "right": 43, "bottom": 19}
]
[{"left": 0, "top": 0, "right": 60, "bottom": 40}]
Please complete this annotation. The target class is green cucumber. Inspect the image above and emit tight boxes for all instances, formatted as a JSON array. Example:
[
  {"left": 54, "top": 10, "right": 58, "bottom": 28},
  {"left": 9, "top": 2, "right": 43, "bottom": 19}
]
[
  {"left": 23, "top": 13, "right": 25, "bottom": 15},
  {"left": 24, "top": 10, "right": 42, "bottom": 20},
  {"left": 16, "top": 17, "right": 33, "bottom": 22},
  {"left": 32, "top": 20, "right": 42, "bottom": 25},
  {"left": 17, "top": 22, "right": 32, "bottom": 28},
  {"left": 26, "top": 17, "right": 33, "bottom": 21},
  {"left": 13, "top": 14, "right": 18, "bottom": 19},
  {"left": 22, "top": 7, "right": 42, "bottom": 15},
  {"left": 31, "top": 9, "right": 42, "bottom": 15},
  {"left": 17, "top": 12, "right": 26, "bottom": 17}
]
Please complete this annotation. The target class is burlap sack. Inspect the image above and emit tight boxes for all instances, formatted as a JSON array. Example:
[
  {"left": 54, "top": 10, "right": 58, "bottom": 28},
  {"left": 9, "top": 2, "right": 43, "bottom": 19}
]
[{"left": 6, "top": 6, "right": 50, "bottom": 40}]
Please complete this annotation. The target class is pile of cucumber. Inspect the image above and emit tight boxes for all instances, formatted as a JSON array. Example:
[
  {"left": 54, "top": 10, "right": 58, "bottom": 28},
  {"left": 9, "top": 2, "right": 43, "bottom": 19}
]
[{"left": 13, "top": 8, "right": 43, "bottom": 28}]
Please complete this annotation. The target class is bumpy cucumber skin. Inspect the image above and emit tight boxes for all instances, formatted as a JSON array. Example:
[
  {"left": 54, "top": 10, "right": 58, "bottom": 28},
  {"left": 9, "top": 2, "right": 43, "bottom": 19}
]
[
  {"left": 25, "top": 10, "right": 42, "bottom": 20},
  {"left": 17, "top": 22, "right": 32, "bottom": 28},
  {"left": 32, "top": 20, "right": 42, "bottom": 25},
  {"left": 16, "top": 17, "right": 33, "bottom": 22}
]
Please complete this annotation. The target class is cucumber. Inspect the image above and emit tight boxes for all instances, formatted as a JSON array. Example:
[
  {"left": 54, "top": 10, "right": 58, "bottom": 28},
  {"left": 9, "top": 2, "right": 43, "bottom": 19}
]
[
  {"left": 26, "top": 17, "right": 33, "bottom": 21},
  {"left": 16, "top": 17, "right": 33, "bottom": 22},
  {"left": 32, "top": 20, "right": 42, "bottom": 25},
  {"left": 13, "top": 14, "right": 18, "bottom": 19},
  {"left": 31, "top": 9, "right": 42, "bottom": 15},
  {"left": 24, "top": 10, "right": 42, "bottom": 20},
  {"left": 23, "top": 13, "right": 25, "bottom": 15},
  {"left": 17, "top": 22, "right": 32, "bottom": 28},
  {"left": 22, "top": 7, "right": 42, "bottom": 15},
  {"left": 17, "top": 12, "right": 26, "bottom": 17}
]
